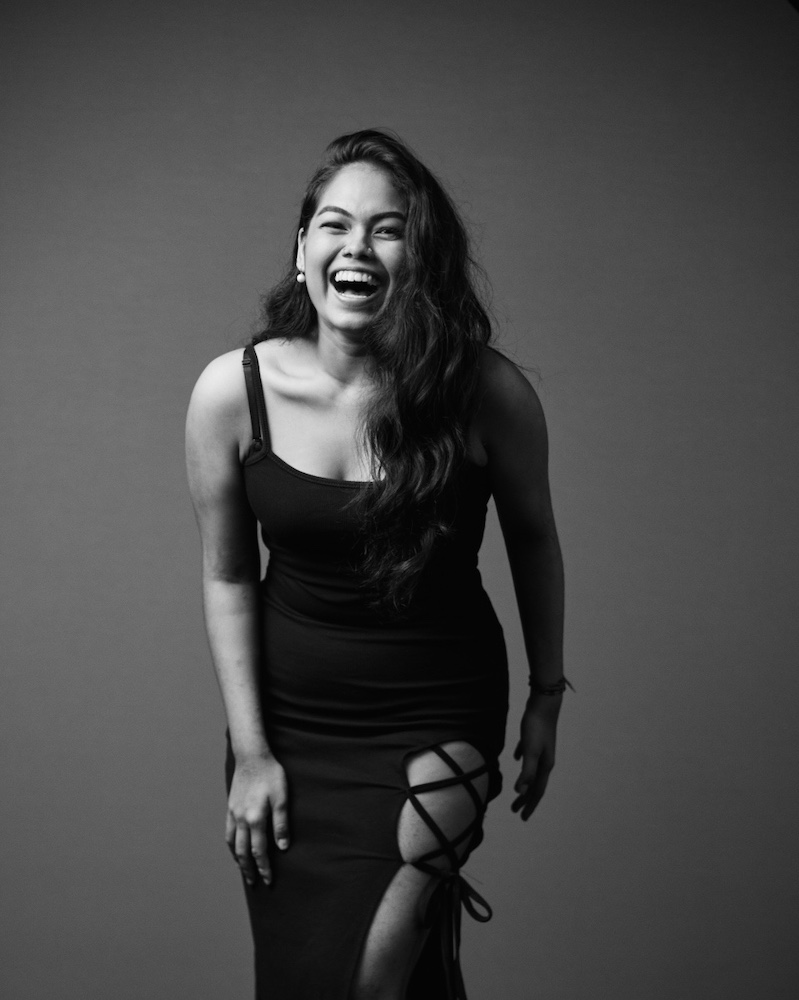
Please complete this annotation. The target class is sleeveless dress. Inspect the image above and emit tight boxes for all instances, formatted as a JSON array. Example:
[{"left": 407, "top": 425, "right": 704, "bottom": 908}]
[{"left": 228, "top": 344, "right": 509, "bottom": 999}]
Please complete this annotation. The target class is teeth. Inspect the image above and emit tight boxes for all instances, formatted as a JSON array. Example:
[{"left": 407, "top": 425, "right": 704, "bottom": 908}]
[{"left": 333, "top": 270, "right": 378, "bottom": 285}]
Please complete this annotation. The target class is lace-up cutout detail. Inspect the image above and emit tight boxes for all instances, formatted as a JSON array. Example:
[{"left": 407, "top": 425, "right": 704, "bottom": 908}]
[
  {"left": 401, "top": 743, "right": 493, "bottom": 1000},
  {"left": 405, "top": 744, "right": 490, "bottom": 877}
]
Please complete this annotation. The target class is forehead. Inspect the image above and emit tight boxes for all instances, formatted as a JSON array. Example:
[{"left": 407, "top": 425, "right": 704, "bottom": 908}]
[{"left": 315, "top": 162, "right": 405, "bottom": 215}]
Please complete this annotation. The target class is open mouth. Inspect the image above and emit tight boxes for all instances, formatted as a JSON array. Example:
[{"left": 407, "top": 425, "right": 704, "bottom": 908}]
[{"left": 330, "top": 269, "right": 382, "bottom": 300}]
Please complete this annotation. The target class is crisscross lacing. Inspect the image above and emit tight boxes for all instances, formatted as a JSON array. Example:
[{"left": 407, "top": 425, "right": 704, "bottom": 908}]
[{"left": 406, "top": 745, "right": 493, "bottom": 1000}]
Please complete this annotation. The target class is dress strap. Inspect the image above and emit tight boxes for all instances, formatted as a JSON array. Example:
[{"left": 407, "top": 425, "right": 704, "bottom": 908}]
[{"left": 242, "top": 344, "right": 271, "bottom": 449}]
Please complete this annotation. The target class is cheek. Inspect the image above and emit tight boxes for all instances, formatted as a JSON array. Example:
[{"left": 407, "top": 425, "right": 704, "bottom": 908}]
[
  {"left": 304, "top": 247, "right": 329, "bottom": 285},
  {"left": 304, "top": 232, "right": 330, "bottom": 261},
  {"left": 384, "top": 246, "right": 406, "bottom": 279},
  {"left": 305, "top": 273, "right": 328, "bottom": 309}
]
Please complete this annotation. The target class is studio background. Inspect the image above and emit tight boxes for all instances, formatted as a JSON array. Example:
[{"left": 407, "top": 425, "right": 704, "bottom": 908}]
[{"left": 2, "top": 1, "right": 798, "bottom": 997}]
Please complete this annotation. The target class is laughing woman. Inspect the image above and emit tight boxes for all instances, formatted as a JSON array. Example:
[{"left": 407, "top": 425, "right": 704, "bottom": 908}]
[{"left": 186, "top": 129, "right": 566, "bottom": 1000}]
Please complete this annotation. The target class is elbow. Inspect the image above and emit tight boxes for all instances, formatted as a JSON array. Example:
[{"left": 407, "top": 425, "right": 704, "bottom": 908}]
[
  {"left": 501, "top": 515, "right": 560, "bottom": 550},
  {"left": 503, "top": 524, "right": 564, "bottom": 575},
  {"left": 202, "top": 551, "right": 260, "bottom": 585},
  {"left": 203, "top": 568, "right": 261, "bottom": 586}
]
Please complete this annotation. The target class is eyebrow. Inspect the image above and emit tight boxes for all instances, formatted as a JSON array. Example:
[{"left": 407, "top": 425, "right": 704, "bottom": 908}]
[{"left": 317, "top": 205, "right": 406, "bottom": 222}]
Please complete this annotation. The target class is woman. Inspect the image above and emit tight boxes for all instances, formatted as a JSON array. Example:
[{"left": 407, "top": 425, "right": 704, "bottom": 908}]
[{"left": 186, "top": 129, "right": 566, "bottom": 1000}]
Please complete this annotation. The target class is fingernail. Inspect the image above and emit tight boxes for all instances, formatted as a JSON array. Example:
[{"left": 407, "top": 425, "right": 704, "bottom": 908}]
[
  {"left": 277, "top": 839, "right": 289, "bottom": 851},
  {"left": 263, "top": 875, "right": 271, "bottom": 885}
]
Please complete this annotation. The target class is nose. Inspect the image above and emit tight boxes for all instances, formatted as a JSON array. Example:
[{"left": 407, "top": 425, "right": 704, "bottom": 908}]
[{"left": 343, "top": 228, "right": 374, "bottom": 258}]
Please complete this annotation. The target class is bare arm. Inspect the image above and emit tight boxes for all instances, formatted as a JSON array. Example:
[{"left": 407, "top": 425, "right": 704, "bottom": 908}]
[
  {"left": 186, "top": 351, "right": 288, "bottom": 884},
  {"left": 479, "top": 350, "right": 566, "bottom": 819}
]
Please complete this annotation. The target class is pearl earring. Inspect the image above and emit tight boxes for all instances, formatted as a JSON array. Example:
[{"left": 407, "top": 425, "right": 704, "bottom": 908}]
[{"left": 296, "top": 271, "right": 306, "bottom": 283}]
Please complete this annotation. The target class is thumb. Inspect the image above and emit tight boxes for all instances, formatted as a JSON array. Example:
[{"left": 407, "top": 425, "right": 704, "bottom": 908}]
[{"left": 271, "top": 788, "right": 290, "bottom": 851}]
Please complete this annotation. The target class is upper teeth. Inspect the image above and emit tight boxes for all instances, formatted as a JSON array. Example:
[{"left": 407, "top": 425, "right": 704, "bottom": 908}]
[{"left": 333, "top": 270, "right": 378, "bottom": 285}]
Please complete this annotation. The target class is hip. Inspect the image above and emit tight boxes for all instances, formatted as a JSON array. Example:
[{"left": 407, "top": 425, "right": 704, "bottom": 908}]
[{"left": 259, "top": 592, "right": 509, "bottom": 744}]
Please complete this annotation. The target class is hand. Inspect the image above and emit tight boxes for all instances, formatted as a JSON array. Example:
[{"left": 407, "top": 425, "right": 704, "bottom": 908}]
[
  {"left": 225, "top": 752, "right": 289, "bottom": 887},
  {"left": 512, "top": 694, "right": 561, "bottom": 821}
]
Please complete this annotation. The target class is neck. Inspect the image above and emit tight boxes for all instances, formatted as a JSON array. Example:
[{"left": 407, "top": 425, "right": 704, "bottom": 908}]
[{"left": 314, "top": 323, "right": 370, "bottom": 386}]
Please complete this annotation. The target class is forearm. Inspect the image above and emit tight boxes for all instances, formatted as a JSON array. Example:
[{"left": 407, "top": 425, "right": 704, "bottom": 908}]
[
  {"left": 202, "top": 576, "right": 270, "bottom": 759},
  {"left": 506, "top": 531, "right": 565, "bottom": 687}
]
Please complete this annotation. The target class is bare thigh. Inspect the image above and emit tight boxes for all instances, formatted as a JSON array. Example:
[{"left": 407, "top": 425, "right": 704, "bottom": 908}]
[{"left": 350, "top": 741, "right": 490, "bottom": 1000}]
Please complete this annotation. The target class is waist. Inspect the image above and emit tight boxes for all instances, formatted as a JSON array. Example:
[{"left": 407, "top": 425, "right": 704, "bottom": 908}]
[
  {"left": 259, "top": 589, "right": 508, "bottom": 743},
  {"left": 263, "top": 551, "right": 488, "bottom": 627}
]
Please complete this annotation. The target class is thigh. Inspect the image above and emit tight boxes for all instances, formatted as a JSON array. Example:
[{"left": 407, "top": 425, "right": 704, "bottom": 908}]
[{"left": 351, "top": 740, "right": 490, "bottom": 1000}]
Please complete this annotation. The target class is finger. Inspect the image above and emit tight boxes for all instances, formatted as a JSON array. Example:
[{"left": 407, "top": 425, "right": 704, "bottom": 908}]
[
  {"left": 514, "top": 753, "right": 540, "bottom": 794},
  {"left": 225, "top": 811, "right": 236, "bottom": 856},
  {"left": 521, "top": 772, "right": 550, "bottom": 820},
  {"left": 234, "top": 823, "right": 258, "bottom": 886},
  {"left": 271, "top": 794, "right": 290, "bottom": 852},
  {"left": 511, "top": 787, "right": 538, "bottom": 817},
  {"left": 511, "top": 785, "right": 531, "bottom": 813},
  {"left": 513, "top": 764, "right": 553, "bottom": 821},
  {"left": 250, "top": 825, "right": 272, "bottom": 885}
]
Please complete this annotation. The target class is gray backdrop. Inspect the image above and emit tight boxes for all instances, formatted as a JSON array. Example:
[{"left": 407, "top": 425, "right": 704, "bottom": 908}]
[{"left": 2, "top": 1, "right": 798, "bottom": 997}]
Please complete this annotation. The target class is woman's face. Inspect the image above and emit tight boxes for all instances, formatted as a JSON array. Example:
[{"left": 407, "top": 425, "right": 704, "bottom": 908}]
[{"left": 297, "top": 162, "right": 407, "bottom": 339}]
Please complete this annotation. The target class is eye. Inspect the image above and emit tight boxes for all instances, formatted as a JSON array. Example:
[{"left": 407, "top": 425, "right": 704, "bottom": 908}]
[
  {"left": 375, "top": 226, "right": 403, "bottom": 239},
  {"left": 321, "top": 221, "right": 346, "bottom": 231}
]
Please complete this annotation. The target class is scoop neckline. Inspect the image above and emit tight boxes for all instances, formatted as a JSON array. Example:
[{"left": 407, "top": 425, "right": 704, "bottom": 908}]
[
  {"left": 245, "top": 441, "right": 488, "bottom": 488},
  {"left": 245, "top": 441, "right": 488, "bottom": 489},
  {"left": 267, "top": 449, "right": 372, "bottom": 488}
]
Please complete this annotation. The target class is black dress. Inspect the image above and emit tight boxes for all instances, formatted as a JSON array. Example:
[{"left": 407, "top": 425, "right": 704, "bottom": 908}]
[{"left": 228, "top": 344, "right": 509, "bottom": 999}]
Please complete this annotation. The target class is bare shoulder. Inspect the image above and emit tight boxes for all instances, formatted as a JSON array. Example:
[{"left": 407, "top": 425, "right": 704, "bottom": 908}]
[
  {"left": 477, "top": 347, "right": 547, "bottom": 440},
  {"left": 186, "top": 348, "right": 260, "bottom": 538},
  {"left": 477, "top": 349, "right": 554, "bottom": 528},
  {"left": 189, "top": 348, "right": 247, "bottom": 409},
  {"left": 186, "top": 347, "right": 251, "bottom": 455}
]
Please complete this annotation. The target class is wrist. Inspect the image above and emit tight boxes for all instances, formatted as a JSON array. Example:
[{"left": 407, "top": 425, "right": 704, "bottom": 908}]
[
  {"left": 528, "top": 676, "right": 573, "bottom": 696},
  {"left": 229, "top": 736, "right": 272, "bottom": 763}
]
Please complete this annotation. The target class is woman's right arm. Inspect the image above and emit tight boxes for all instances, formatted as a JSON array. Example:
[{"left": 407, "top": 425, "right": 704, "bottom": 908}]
[{"left": 185, "top": 352, "right": 289, "bottom": 887}]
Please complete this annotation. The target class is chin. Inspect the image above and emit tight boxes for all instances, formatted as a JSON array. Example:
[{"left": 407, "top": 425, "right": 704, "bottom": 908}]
[
  {"left": 324, "top": 303, "right": 380, "bottom": 332},
  {"left": 330, "top": 316, "right": 373, "bottom": 335}
]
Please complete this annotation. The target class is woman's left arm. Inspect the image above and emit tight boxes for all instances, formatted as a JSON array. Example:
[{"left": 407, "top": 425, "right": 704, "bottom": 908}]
[{"left": 480, "top": 351, "right": 566, "bottom": 820}]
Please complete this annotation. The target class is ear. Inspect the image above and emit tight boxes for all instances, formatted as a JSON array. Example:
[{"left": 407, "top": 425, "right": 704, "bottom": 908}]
[{"left": 296, "top": 228, "right": 306, "bottom": 272}]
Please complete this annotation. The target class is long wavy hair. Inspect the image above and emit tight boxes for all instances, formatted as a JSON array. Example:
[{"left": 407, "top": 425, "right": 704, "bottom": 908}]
[{"left": 255, "top": 129, "right": 494, "bottom": 614}]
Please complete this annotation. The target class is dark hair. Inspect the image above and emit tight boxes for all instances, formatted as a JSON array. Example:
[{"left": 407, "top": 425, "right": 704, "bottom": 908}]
[{"left": 255, "top": 128, "right": 494, "bottom": 614}]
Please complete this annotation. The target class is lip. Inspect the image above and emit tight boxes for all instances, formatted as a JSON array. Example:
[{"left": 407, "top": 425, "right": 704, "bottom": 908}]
[
  {"left": 329, "top": 284, "right": 383, "bottom": 307},
  {"left": 327, "top": 266, "right": 385, "bottom": 305},
  {"left": 328, "top": 266, "right": 383, "bottom": 283}
]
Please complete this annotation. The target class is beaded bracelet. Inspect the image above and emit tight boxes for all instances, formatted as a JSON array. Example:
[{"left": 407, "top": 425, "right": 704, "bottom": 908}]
[{"left": 528, "top": 677, "right": 575, "bottom": 695}]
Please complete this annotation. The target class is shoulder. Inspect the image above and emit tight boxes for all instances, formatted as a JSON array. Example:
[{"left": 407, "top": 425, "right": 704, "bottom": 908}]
[
  {"left": 476, "top": 347, "right": 546, "bottom": 436},
  {"left": 186, "top": 348, "right": 252, "bottom": 455},
  {"left": 476, "top": 349, "right": 554, "bottom": 522},
  {"left": 189, "top": 348, "right": 247, "bottom": 411}
]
